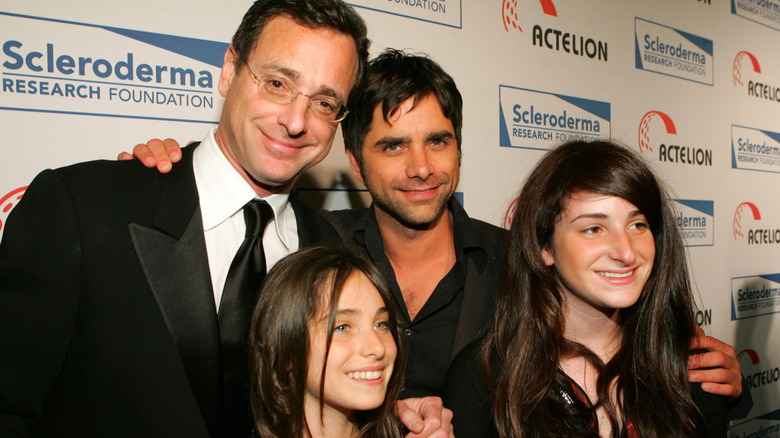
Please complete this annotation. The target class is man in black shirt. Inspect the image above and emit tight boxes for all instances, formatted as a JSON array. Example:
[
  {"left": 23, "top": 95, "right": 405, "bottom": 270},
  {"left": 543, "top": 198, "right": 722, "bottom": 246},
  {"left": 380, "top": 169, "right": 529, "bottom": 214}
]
[{"left": 322, "top": 49, "right": 504, "bottom": 398}]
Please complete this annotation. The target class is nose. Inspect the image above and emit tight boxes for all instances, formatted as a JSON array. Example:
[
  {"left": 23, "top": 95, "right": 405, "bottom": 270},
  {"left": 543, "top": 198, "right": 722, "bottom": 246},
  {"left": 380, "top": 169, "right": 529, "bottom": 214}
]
[
  {"left": 277, "top": 93, "right": 310, "bottom": 138},
  {"left": 608, "top": 231, "right": 637, "bottom": 265},
  {"left": 359, "top": 328, "right": 387, "bottom": 359},
  {"left": 406, "top": 146, "right": 433, "bottom": 180}
]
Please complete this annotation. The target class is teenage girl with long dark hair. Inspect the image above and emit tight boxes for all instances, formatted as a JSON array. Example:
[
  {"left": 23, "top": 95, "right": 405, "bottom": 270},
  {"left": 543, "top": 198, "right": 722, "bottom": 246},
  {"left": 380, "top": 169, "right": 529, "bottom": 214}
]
[
  {"left": 444, "top": 141, "right": 730, "bottom": 437},
  {"left": 248, "top": 246, "right": 405, "bottom": 438}
]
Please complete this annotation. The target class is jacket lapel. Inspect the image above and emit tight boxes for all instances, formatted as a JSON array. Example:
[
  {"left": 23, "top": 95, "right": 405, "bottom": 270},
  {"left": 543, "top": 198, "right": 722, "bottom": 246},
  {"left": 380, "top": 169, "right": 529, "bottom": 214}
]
[
  {"left": 290, "top": 193, "right": 343, "bottom": 247},
  {"left": 129, "top": 144, "right": 225, "bottom": 438}
]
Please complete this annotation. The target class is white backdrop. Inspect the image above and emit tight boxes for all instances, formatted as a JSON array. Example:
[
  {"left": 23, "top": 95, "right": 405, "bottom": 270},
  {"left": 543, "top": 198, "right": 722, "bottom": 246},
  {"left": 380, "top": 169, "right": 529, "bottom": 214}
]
[{"left": 1, "top": 1, "right": 778, "bottom": 434}]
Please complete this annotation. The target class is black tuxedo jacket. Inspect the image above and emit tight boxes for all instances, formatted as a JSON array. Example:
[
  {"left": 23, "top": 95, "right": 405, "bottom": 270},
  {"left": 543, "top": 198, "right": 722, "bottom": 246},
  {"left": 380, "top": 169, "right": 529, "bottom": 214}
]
[{"left": 0, "top": 144, "right": 341, "bottom": 438}]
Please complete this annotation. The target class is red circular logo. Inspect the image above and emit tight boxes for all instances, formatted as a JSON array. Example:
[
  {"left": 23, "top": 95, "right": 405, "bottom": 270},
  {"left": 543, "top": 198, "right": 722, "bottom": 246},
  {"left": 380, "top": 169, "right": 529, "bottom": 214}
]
[
  {"left": 502, "top": 197, "right": 519, "bottom": 229},
  {"left": 0, "top": 186, "right": 28, "bottom": 237}
]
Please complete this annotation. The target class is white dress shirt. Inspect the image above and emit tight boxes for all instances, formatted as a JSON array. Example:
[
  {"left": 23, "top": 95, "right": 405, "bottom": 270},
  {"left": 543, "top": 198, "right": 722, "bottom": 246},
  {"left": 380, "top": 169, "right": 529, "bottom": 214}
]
[{"left": 192, "top": 128, "right": 299, "bottom": 309}]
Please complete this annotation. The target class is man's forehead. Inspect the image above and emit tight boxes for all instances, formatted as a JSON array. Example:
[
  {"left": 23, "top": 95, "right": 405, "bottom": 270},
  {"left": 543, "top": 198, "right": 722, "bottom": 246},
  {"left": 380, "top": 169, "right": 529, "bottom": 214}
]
[
  {"left": 374, "top": 95, "right": 448, "bottom": 126},
  {"left": 250, "top": 16, "right": 357, "bottom": 97}
]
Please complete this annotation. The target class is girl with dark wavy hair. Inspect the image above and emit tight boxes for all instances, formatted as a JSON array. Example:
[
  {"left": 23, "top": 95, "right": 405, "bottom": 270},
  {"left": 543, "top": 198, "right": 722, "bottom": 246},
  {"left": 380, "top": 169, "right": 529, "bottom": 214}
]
[
  {"left": 444, "top": 141, "right": 729, "bottom": 437},
  {"left": 248, "top": 245, "right": 405, "bottom": 438}
]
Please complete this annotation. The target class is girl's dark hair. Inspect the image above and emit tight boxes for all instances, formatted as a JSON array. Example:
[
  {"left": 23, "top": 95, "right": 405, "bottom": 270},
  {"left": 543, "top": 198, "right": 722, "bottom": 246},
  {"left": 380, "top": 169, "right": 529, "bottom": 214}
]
[
  {"left": 248, "top": 245, "right": 404, "bottom": 438},
  {"left": 485, "top": 140, "right": 708, "bottom": 437}
]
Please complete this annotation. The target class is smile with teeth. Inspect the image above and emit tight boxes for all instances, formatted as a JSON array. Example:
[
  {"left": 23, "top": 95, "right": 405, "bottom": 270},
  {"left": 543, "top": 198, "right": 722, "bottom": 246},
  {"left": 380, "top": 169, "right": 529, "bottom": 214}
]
[
  {"left": 402, "top": 187, "right": 435, "bottom": 193},
  {"left": 347, "top": 370, "right": 383, "bottom": 381},
  {"left": 597, "top": 270, "right": 634, "bottom": 278}
]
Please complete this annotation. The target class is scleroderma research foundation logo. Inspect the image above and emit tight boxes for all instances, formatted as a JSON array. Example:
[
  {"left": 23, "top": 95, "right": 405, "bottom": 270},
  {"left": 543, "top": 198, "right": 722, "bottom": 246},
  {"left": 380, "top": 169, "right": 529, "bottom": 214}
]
[{"left": 1, "top": 11, "right": 226, "bottom": 124}]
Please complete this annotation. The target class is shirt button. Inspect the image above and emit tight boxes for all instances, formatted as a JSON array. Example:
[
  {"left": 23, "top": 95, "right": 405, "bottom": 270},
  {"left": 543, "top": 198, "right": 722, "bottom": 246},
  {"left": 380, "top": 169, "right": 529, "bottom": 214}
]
[{"left": 404, "top": 329, "right": 412, "bottom": 337}]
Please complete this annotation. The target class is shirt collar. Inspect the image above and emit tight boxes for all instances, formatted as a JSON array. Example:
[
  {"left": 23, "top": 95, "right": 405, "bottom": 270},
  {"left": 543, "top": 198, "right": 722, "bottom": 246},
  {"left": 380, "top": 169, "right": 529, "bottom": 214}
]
[
  {"left": 192, "top": 127, "right": 294, "bottom": 246},
  {"left": 353, "top": 197, "right": 488, "bottom": 272}
]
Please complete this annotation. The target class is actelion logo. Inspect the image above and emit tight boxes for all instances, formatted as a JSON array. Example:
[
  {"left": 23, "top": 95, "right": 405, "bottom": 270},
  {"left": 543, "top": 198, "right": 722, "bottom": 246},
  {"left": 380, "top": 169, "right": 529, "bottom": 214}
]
[
  {"left": 733, "top": 51, "right": 761, "bottom": 87},
  {"left": 502, "top": 0, "right": 557, "bottom": 32},
  {"left": 503, "top": 197, "right": 519, "bottom": 229},
  {"left": 0, "top": 186, "right": 27, "bottom": 241},
  {"left": 738, "top": 349, "right": 779, "bottom": 391},
  {"left": 732, "top": 50, "right": 780, "bottom": 102},
  {"left": 733, "top": 202, "right": 780, "bottom": 244},
  {"left": 502, "top": 1, "right": 607, "bottom": 61},
  {"left": 636, "top": 111, "right": 711, "bottom": 166},
  {"left": 733, "top": 202, "right": 761, "bottom": 239},
  {"left": 638, "top": 110, "right": 676, "bottom": 153}
]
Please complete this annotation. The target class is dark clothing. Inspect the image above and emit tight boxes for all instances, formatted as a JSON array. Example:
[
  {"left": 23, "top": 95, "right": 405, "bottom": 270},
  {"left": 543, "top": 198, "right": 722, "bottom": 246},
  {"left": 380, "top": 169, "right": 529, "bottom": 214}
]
[
  {"left": 443, "top": 338, "right": 732, "bottom": 438},
  {"left": 0, "top": 144, "right": 341, "bottom": 437},
  {"left": 321, "top": 198, "right": 504, "bottom": 398}
]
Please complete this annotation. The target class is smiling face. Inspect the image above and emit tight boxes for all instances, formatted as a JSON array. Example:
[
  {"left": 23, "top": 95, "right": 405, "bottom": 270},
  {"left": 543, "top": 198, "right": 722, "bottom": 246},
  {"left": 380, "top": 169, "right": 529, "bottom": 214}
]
[
  {"left": 215, "top": 15, "right": 359, "bottom": 196},
  {"left": 305, "top": 271, "right": 397, "bottom": 422},
  {"left": 349, "top": 95, "right": 460, "bottom": 228},
  {"left": 542, "top": 192, "right": 656, "bottom": 317}
]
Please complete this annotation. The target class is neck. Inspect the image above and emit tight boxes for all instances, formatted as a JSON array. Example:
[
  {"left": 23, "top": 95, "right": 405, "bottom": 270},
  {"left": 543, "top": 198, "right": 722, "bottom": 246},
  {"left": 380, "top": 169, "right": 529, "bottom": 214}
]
[
  {"left": 374, "top": 205, "right": 455, "bottom": 266},
  {"left": 562, "top": 297, "right": 621, "bottom": 363},
  {"left": 214, "top": 127, "right": 293, "bottom": 197},
  {"left": 303, "top": 401, "right": 359, "bottom": 438}
]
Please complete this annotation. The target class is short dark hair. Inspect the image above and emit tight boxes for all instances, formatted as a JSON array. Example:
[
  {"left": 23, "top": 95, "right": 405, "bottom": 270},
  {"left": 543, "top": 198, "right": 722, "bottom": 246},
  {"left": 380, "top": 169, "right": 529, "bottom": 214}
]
[
  {"left": 231, "top": 0, "right": 370, "bottom": 94},
  {"left": 248, "top": 245, "right": 404, "bottom": 438},
  {"left": 342, "top": 49, "right": 463, "bottom": 171}
]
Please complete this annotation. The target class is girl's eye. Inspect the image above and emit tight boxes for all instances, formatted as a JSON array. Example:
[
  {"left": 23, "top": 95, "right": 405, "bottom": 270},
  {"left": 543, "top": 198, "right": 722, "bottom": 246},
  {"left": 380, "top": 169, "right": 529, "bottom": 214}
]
[
  {"left": 630, "top": 221, "right": 649, "bottom": 230},
  {"left": 333, "top": 324, "right": 350, "bottom": 334},
  {"left": 374, "top": 320, "right": 390, "bottom": 331},
  {"left": 582, "top": 226, "right": 601, "bottom": 234}
]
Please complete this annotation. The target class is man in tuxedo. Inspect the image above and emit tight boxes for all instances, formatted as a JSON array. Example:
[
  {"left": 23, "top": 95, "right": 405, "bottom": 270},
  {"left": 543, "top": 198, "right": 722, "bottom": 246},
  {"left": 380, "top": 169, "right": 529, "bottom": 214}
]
[{"left": 0, "top": 1, "right": 451, "bottom": 437}]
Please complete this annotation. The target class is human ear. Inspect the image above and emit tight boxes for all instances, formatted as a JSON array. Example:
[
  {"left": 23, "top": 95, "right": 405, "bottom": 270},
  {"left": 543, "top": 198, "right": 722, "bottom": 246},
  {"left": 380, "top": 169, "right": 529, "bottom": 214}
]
[
  {"left": 347, "top": 150, "right": 365, "bottom": 183},
  {"left": 218, "top": 45, "right": 238, "bottom": 98},
  {"left": 542, "top": 247, "right": 555, "bottom": 266}
]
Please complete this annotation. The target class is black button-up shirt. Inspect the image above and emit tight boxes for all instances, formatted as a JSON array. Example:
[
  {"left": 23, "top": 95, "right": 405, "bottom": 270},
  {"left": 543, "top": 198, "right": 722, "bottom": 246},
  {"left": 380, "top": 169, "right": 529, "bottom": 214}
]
[{"left": 343, "top": 198, "right": 488, "bottom": 398}]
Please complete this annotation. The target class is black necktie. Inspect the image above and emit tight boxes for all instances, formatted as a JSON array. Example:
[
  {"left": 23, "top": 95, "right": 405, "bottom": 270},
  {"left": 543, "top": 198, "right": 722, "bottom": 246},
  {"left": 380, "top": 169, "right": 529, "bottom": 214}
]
[{"left": 219, "top": 199, "right": 273, "bottom": 436}]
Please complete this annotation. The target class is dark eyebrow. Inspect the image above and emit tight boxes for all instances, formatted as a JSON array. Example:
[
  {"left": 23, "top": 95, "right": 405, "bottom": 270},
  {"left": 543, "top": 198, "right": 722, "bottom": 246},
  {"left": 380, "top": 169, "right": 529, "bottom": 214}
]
[
  {"left": 427, "top": 131, "right": 454, "bottom": 143},
  {"left": 572, "top": 213, "right": 606, "bottom": 221},
  {"left": 335, "top": 309, "right": 358, "bottom": 317},
  {"left": 571, "top": 209, "right": 644, "bottom": 222},
  {"left": 333, "top": 307, "right": 389, "bottom": 318},
  {"left": 261, "top": 64, "right": 341, "bottom": 100},
  {"left": 261, "top": 64, "right": 300, "bottom": 81},
  {"left": 372, "top": 136, "right": 409, "bottom": 150}
]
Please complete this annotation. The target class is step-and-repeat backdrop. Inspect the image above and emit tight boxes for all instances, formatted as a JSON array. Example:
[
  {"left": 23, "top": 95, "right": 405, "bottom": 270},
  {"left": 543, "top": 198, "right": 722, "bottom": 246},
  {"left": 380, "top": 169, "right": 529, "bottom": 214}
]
[{"left": 1, "top": 1, "right": 778, "bottom": 433}]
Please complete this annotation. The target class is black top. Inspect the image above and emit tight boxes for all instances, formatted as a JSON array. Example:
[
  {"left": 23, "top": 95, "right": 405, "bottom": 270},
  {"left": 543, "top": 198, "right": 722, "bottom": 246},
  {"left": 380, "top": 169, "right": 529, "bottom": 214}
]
[
  {"left": 443, "top": 337, "right": 733, "bottom": 438},
  {"left": 321, "top": 198, "right": 502, "bottom": 398}
]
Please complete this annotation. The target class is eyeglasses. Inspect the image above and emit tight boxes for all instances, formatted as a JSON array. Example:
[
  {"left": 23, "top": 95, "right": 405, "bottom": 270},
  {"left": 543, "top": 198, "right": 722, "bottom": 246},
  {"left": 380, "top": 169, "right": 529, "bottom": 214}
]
[{"left": 246, "top": 65, "right": 349, "bottom": 123}]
